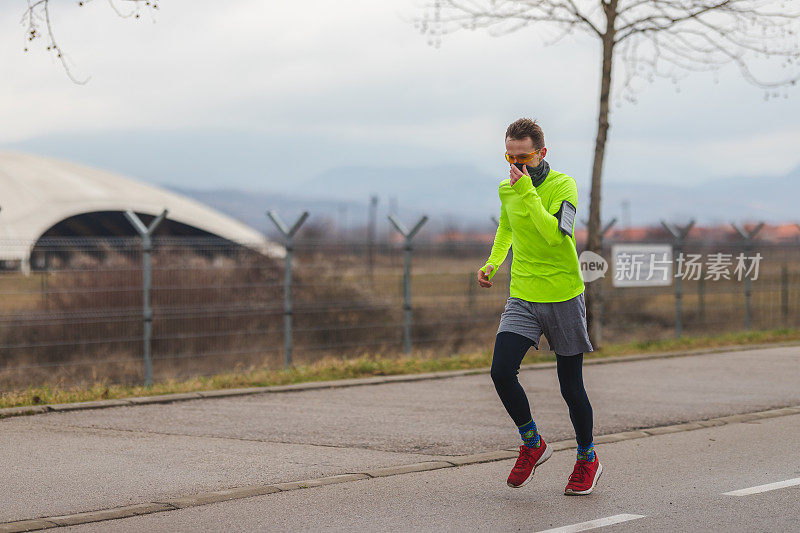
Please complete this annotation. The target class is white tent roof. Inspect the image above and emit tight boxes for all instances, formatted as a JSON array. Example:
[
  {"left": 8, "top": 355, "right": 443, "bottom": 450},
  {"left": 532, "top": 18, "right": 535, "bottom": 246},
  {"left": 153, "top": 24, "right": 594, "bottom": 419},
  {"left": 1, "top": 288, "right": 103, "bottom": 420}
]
[{"left": 0, "top": 151, "right": 285, "bottom": 262}]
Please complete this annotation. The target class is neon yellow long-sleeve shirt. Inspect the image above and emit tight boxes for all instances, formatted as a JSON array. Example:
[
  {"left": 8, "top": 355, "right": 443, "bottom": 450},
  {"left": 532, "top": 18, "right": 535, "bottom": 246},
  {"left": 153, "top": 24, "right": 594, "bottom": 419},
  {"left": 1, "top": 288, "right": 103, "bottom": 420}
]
[{"left": 480, "top": 168, "right": 585, "bottom": 303}]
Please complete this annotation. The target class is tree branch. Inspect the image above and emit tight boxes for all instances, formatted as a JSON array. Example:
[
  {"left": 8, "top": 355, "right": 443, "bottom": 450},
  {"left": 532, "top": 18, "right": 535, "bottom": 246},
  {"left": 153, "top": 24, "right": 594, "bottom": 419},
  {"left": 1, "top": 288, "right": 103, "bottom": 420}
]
[
  {"left": 412, "top": 0, "right": 800, "bottom": 102},
  {"left": 417, "top": 0, "right": 600, "bottom": 45},
  {"left": 615, "top": 0, "right": 732, "bottom": 43},
  {"left": 21, "top": 0, "right": 157, "bottom": 83}
]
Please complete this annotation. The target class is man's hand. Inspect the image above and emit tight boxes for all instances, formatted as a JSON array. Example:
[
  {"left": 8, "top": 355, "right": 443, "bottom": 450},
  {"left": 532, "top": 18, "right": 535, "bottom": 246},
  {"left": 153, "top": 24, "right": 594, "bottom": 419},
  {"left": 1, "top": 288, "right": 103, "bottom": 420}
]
[
  {"left": 509, "top": 163, "right": 529, "bottom": 186},
  {"left": 477, "top": 265, "right": 494, "bottom": 288}
]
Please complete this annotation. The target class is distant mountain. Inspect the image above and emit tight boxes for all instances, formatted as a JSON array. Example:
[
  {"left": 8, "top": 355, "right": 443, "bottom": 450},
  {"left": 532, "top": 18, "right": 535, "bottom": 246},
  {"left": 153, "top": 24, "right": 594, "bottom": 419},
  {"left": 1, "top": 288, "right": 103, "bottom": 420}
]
[
  {"left": 11, "top": 130, "right": 799, "bottom": 230},
  {"left": 603, "top": 163, "right": 800, "bottom": 226},
  {"left": 168, "top": 165, "right": 502, "bottom": 237},
  {"left": 308, "top": 165, "right": 499, "bottom": 215},
  {"left": 167, "top": 186, "right": 437, "bottom": 239},
  {"left": 168, "top": 162, "right": 800, "bottom": 236}
]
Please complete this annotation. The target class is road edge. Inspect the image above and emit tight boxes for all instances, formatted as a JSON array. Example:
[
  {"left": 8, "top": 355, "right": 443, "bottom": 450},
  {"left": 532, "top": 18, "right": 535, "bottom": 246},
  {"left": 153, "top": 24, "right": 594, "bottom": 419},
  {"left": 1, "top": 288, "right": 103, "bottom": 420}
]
[{"left": 2, "top": 340, "right": 799, "bottom": 420}]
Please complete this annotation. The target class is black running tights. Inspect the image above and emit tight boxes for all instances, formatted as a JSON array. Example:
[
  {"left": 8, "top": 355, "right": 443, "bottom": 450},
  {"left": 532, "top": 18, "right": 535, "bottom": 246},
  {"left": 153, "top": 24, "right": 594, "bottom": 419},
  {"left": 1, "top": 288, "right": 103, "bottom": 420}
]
[{"left": 490, "top": 331, "right": 593, "bottom": 447}]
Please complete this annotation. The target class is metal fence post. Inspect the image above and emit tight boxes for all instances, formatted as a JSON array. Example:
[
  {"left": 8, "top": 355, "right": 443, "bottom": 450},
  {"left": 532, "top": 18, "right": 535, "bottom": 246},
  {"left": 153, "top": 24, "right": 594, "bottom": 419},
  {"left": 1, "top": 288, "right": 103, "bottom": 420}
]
[
  {"left": 781, "top": 263, "right": 789, "bottom": 327},
  {"left": 267, "top": 210, "right": 309, "bottom": 369},
  {"left": 731, "top": 222, "right": 764, "bottom": 331},
  {"left": 367, "top": 195, "right": 379, "bottom": 286},
  {"left": 124, "top": 209, "right": 168, "bottom": 388},
  {"left": 467, "top": 271, "right": 476, "bottom": 308},
  {"left": 596, "top": 219, "right": 616, "bottom": 347},
  {"left": 697, "top": 275, "right": 706, "bottom": 326},
  {"left": 661, "top": 219, "right": 695, "bottom": 338},
  {"left": 388, "top": 214, "right": 428, "bottom": 355}
]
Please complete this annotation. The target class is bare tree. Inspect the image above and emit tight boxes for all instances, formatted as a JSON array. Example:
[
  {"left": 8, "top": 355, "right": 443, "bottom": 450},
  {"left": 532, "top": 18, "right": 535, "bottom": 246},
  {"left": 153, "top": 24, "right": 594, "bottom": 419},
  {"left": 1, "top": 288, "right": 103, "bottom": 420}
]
[
  {"left": 414, "top": 0, "right": 800, "bottom": 348},
  {"left": 21, "top": 0, "right": 158, "bottom": 83}
]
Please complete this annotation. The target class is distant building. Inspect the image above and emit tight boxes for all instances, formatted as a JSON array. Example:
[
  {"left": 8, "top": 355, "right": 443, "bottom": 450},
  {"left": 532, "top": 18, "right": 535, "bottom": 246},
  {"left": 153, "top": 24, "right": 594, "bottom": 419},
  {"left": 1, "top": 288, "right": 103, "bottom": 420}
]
[{"left": 0, "top": 151, "right": 284, "bottom": 272}]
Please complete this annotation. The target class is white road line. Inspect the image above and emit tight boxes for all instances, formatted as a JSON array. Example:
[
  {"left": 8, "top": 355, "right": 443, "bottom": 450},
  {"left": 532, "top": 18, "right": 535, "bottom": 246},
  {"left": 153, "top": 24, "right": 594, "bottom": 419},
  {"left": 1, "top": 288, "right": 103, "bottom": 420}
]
[
  {"left": 535, "top": 514, "right": 646, "bottom": 533},
  {"left": 722, "top": 477, "right": 800, "bottom": 496}
]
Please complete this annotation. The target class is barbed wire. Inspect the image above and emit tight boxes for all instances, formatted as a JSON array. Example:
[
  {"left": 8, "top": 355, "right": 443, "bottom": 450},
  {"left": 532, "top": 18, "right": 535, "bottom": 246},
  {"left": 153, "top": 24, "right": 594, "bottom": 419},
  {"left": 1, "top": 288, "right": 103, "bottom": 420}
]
[{"left": 0, "top": 237, "right": 797, "bottom": 393}]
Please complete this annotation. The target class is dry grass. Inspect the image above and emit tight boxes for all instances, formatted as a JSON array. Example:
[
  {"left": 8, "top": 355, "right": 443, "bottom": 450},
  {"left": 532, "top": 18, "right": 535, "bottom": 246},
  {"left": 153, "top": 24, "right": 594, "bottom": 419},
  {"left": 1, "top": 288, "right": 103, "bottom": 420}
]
[
  {"left": 2, "top": 239, "right": 799, "bottom": 394},
  {"left": 2, "top": 325, "right": 798, "bottom": 412}
]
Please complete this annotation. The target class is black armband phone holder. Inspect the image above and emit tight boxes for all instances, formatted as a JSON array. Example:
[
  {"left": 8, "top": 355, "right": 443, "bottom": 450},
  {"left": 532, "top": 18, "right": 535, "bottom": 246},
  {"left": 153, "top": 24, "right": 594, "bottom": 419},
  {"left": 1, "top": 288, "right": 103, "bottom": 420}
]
[{"left": 556, "top": 200, "right": 576, "bottom": 237}]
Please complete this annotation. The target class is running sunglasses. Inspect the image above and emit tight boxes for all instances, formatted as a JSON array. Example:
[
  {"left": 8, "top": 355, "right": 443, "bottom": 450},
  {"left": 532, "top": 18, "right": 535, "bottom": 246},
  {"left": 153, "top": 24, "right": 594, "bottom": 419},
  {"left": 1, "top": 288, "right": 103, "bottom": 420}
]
[{"left": 505, "top": 149, "right": 541, "bottom": 164}]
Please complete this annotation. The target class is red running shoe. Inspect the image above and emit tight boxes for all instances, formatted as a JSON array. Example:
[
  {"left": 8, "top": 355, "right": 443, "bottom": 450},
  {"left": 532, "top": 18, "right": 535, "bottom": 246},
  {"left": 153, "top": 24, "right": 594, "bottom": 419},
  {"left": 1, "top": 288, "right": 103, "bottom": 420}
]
[
  {"left": 564, "top": 454, "right": 603, "bottom": 495},
  {"left": 506, "top": 438, "right": 552, "bottom": 488}
]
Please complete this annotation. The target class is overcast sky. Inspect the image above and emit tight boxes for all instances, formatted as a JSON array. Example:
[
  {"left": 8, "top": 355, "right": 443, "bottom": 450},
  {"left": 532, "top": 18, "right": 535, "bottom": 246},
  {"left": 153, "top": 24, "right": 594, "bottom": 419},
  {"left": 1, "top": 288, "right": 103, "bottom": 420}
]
[{"left": 1, "top": 0, "right": 799, "bottom": 193}]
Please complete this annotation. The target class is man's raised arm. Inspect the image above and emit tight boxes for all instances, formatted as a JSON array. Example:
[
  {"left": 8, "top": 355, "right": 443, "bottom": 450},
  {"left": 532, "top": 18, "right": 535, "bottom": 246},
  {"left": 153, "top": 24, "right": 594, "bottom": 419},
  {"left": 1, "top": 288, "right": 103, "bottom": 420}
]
[
  {"left": 481, "top": 203, "right": 512, "bottom": 281},
  {"left": 510, "top": 175, "right": 577, "bottom": 247}
]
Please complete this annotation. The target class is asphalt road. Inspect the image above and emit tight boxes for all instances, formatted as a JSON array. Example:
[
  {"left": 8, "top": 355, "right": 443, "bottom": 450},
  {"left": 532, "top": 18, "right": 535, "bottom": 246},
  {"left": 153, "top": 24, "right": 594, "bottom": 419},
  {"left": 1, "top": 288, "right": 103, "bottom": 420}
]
[
  {"left": 1, "top": 344, "right": 799, "bottom": 528},
  {"left": 63, "top": 412, "right": 800, "bottom": 532}
]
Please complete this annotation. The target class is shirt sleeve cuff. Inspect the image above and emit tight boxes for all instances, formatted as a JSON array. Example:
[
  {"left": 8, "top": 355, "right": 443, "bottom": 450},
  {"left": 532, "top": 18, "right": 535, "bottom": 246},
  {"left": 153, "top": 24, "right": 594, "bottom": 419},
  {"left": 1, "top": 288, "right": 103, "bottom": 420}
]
[
  {"left": 511, "top": 174, "right": 534, "bottom": 195},
  {"left": 481, "top": 262, "right": 498, "bottom": 280}
]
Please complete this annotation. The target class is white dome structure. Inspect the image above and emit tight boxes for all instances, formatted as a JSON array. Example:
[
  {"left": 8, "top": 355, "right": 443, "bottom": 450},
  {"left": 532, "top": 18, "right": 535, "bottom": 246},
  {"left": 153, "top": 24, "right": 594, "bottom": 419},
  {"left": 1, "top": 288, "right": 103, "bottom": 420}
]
[{"left": 0, "top": 151, "right": 285, "bottom": 269}]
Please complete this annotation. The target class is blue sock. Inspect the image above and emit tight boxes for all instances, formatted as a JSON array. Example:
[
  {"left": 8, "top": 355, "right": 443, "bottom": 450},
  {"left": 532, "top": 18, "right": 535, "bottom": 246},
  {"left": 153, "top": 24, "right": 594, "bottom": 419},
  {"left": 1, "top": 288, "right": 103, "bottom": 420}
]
[
  {"left": 577, "top": 441, "right": 595, "bottom": 462},
  {"left": 517, "top": 418, "right": 540, "bottom": 448}
]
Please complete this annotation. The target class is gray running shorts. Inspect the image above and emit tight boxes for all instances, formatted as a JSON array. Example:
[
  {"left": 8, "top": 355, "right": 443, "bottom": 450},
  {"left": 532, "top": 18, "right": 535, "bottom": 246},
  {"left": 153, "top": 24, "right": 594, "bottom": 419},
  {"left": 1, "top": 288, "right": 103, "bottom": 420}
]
[{"left": 496, "top": 292, "right": 594, "bottom": 356}]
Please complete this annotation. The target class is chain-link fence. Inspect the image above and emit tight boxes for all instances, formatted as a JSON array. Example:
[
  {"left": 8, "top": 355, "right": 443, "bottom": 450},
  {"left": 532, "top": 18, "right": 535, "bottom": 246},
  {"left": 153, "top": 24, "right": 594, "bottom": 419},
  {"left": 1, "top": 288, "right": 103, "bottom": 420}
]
[{"left": 1, "top": 233, "right": 798, "bottom": 393}]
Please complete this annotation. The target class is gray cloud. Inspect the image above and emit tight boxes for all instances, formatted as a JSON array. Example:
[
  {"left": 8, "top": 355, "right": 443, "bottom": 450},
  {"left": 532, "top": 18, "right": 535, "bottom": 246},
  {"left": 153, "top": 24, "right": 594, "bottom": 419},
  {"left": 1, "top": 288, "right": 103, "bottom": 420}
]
[{"left": 1, "top": 0, "right": 798, "bottom": 190}]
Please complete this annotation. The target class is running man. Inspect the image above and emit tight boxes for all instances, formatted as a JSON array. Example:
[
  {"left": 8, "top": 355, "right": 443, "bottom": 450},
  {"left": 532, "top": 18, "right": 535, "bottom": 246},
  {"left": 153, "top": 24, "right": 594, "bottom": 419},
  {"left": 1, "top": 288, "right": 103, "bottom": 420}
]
[{"left": 476, "top": 117, "right": 602, "bottom": 495}]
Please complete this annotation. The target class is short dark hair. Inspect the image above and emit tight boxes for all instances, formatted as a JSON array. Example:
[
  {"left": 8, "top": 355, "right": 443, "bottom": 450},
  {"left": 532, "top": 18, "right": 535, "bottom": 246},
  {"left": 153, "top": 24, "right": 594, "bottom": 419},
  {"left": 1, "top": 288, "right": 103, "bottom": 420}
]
[{"left": 506, "top": 118, "right": 545, "bottom": 150}]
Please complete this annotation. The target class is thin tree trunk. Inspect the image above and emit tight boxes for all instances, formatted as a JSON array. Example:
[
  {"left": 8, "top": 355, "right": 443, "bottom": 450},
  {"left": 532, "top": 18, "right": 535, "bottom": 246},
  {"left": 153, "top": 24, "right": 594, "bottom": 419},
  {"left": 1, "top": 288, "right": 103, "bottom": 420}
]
[{"left": 585, "top": 0, "right": 616, "bottom": 350}]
